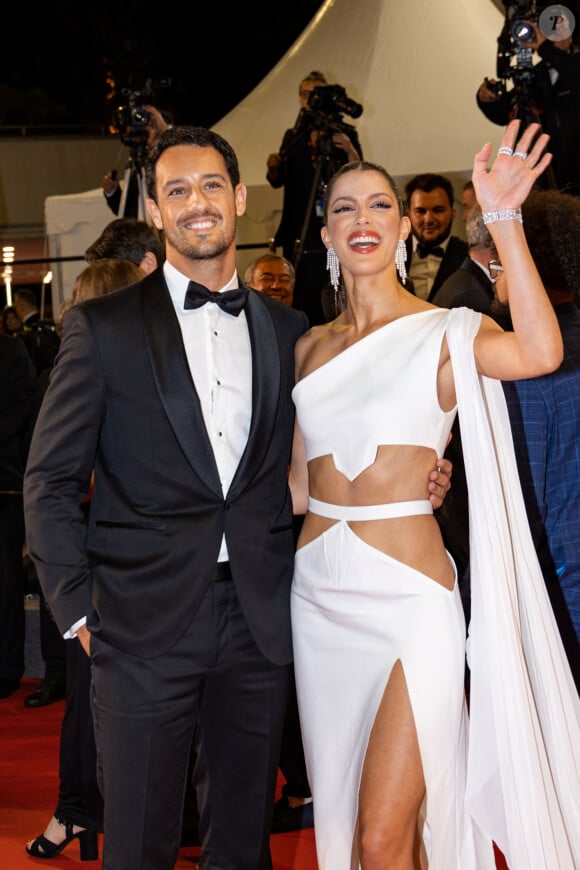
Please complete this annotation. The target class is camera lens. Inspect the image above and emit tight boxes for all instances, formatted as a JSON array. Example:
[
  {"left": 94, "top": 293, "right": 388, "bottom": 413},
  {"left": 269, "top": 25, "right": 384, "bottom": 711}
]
[
  {"left": 131, "top": 107, "right": 149, "bottom": 128},
  {"left": 340, "top": 96, "right": 363, "bottom": 119},
  {"left": 510, "top": 19, "right": 534, "bottom": 42}
]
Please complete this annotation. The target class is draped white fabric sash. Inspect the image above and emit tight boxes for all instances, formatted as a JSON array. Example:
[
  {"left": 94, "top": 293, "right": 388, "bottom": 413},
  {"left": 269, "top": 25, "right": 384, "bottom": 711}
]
[{"left": 446, "top": 307, "right": 580, "bottom": 869}]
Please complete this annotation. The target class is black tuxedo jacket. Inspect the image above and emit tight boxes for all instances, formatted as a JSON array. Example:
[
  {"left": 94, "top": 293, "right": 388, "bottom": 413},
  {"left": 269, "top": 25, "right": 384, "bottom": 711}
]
[
  {"left": 431, "top": 256, "right": 495, "bottom": 314},
  {"left": 24, "top": 270, "right": 309, "bottom": 664},
  {"left": 406, "top": 235, "right": 469, "bottom": 302}
]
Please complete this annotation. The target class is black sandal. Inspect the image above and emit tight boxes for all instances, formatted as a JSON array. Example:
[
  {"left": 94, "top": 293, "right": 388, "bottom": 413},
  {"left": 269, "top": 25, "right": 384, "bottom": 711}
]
[{"left": 26, "top": 818, "right": 98, "bottom": 861}]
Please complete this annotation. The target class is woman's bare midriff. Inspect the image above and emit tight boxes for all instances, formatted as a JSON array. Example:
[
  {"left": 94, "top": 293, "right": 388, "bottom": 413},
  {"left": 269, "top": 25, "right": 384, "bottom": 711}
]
[{"left": 298, "top": 445, "right": 456, "bottom": 590}]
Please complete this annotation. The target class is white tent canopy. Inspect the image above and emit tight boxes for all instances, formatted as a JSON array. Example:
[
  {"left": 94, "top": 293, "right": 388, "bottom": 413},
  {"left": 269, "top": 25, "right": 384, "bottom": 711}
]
[
  {"left": 214, "top": 0, "right": 508, "bottom": 275},
  {"left": 46, "top": 0, "right": 510, "bottom": 302},
  {"left": 214, "top": 0, "right": 506, "bottom": 184}
]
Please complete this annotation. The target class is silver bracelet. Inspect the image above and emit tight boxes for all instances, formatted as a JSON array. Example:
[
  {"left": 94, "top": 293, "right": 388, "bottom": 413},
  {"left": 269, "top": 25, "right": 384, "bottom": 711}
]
[{"left": 482, "top": 208, "right": 523, "bottom": 225}]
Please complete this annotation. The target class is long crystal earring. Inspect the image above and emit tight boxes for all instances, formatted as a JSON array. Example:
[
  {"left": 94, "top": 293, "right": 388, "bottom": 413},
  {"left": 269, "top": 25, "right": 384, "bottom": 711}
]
[
  {"left": 395, "top": 239, "right": 407, "bottom": 285},
  {"left": 326, "top": 246, "right": 340, "bottom": 294}
]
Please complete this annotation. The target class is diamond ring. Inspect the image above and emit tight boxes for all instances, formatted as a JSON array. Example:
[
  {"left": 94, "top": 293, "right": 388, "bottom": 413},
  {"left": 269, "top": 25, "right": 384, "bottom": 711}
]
[
  {"left": 498, "top": 146, "right": 514, "bottom": 156},
  {"left": 513, "top": 151, "right": 528, "bottom": 160}
]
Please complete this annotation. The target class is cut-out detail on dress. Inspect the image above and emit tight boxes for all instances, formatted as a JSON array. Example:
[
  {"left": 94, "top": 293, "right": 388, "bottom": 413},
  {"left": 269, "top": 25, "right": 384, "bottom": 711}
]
[{"left": 293, "top": 309, "right": 456, "bottom": 481}]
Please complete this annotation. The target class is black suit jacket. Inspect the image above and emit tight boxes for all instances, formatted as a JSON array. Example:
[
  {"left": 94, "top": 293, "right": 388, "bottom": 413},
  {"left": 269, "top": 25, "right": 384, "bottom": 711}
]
[
  {"left": 406, "top": 235, "right": 469, "bottom": 302},
  {"left": 24, "top": 270, "right": 309, "bottom": 664},
  {"left": 431, "top": 256, "right": 495, "bottom": 314}
]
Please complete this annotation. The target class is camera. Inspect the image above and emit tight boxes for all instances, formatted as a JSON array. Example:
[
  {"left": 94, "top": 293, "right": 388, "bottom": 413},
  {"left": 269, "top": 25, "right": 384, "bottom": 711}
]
[
  {"left": 307, "top": 85, "right": 363, "bottom": 121},
  {"left": 280, "top": 83, "right": 363, "bottom": 163},
  {"left": 496, "top": 1, "right": 538, "bottom": 81},
  {"left": 112, "top": 77, "right": 171, "bottom": 151},
  {"left": 289, "top": 83, "right": 363, "bottom": 148}
]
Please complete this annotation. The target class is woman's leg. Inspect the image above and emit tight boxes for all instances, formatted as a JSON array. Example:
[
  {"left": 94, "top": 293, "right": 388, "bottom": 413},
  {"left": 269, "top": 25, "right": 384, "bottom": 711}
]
[{"left": 358, "top": 660, "right": 425, "bottom": 870}]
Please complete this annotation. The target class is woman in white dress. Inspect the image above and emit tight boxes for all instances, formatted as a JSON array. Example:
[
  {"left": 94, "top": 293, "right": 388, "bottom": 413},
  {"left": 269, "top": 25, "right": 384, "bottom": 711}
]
[{"left": 289, "top": 120, "right": 580, "bottom": 869}]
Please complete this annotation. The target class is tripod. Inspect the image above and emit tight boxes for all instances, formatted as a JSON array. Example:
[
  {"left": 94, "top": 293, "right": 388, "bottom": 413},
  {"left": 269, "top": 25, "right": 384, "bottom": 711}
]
[
  {"left": 292, "top": 133, "right": 341, "bottom": 275},
  {"left": 118, "top": 154, "right": 148, "bottom": 220},
  {"left": 291, "top": 132, "right": 346, "bottom": 322}
]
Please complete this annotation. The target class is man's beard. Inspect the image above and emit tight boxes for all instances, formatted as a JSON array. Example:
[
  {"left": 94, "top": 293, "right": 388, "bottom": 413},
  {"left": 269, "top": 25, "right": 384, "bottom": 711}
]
[
  {"left": 165, "top": 221, "right": 235, "bottom": 261},
  {"left": 416, "top": 224, "right": 451, "bottom": 248}
]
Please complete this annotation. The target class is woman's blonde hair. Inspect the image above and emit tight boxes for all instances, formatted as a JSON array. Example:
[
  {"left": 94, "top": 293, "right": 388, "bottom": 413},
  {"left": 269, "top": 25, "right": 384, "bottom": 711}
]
[
  {"left": 72, "top": 258, "right": 143, "bottom": 304},
  {"left": 57, "top": 258, "right": 143, "bottom": 336}
]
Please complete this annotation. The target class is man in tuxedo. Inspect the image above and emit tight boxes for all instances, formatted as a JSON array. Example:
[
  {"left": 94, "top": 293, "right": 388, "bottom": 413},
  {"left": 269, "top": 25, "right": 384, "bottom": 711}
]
[
  {"left": 24, "top": 125, "right": 308, "bottom": 870},
  {"left": 404, "top": 173, "right": 468, "bottom": 302},
  {"left": 24, "top": 126, "right": 452, "bottom": 870}
]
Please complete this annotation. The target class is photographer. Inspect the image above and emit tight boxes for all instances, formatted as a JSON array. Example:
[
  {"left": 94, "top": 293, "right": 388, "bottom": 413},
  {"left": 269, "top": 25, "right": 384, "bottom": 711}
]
[
  {"left": 476, "top": 12, "right": 580, "bottom": 195},
  {"left": 103, "top": 104, "right": 171, "bottom": 217},
  {"left": 266, "top": 71, "right": 362, "bottom": 324}
]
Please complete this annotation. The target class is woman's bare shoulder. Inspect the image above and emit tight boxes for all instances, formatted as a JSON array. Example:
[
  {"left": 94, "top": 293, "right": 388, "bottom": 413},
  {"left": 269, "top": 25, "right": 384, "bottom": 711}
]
[{"left": 295, "top": 321, "right": 337, "bottom": 376}]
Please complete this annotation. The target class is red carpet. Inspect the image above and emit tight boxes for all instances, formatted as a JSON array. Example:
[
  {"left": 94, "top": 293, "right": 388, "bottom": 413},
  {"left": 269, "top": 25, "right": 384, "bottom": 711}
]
[
  {"left": 0, "top": 679, "right": 316, "bottom": 869},
  {"left": 1, "top": 679, "right": 508, "bottom": 868}
]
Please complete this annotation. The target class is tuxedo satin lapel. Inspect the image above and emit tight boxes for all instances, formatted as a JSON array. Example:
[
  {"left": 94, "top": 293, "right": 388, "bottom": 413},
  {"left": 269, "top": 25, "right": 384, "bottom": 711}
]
[
  {"left": 141, "top": 276, "right": 222, "bottom": 497},
  {"left": 227, "top": 291, "right": 280, "bottom": 501}
]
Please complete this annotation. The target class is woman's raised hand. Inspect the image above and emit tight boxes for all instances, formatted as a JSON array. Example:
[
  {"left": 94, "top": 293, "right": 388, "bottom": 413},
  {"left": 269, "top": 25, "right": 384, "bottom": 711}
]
[{"left": 472, "top": 119, "right": 552, "bottom": 214}]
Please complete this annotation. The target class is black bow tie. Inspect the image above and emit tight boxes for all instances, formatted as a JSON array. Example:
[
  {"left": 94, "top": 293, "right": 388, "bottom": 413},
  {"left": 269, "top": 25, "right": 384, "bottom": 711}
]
[
  {"left": 184, "top": 281, "right": 248, "bottom": 316},
  {"left": 417, "top": 244, "right": 444, "bottom": 259}
]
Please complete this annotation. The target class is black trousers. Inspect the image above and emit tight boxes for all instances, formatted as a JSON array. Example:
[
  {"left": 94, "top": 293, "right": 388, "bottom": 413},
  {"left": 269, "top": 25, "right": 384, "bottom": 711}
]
[
  {"left": 91, "top": 569, "right": 291, "bottom": 870},
  {"left": 0, "top": 495, "right": 25, "bottom": 684},
  {"left": 278, "top": 514, "right": 311, "bottom": 800},
  {"left": 53, "top": 634, "right": 201, "bottom": 840},
  {"left": 55, "top": 638, "right": 103, "bottom": 830},
  {"left": 278, "top": 669, "right": 311, "bottom": 799}
]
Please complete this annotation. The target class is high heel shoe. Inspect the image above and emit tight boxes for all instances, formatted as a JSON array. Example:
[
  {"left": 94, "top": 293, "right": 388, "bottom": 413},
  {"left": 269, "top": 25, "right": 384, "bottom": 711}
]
[{"left": 26, "top": 818, "right": 99, "bottom": 861}]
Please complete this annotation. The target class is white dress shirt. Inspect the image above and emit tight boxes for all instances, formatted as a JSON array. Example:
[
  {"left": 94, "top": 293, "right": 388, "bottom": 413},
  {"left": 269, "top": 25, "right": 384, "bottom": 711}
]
[
  {"left": 408, "top": 236, "right": 451, "bottom": 301},
  {"left": 164, "top": 261, "right": 252, "bottom": 561}
]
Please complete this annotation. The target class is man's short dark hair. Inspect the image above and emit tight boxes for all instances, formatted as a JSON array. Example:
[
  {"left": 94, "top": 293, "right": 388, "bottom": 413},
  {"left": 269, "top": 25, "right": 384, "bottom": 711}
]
[
  {"left": 145, "top": 126, "right": 241, "bottom": 203},
  {"left": 13, "top": 287, "right": 38, "bottom": 308},
  {"left": 85, "top": 218, "right": 164, "bottom": 266},
  {"left": 405, "top": 173, "right": 455, "bottom": 209}
]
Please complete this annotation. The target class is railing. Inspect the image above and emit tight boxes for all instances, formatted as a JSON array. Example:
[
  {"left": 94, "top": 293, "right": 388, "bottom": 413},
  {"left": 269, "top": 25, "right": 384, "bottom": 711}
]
[
  {"left": 0, "top": 124, "right": 111, "bottom": 138},
  {"left": 2, "top": 241, "right": 271, "bottom": 273}
]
